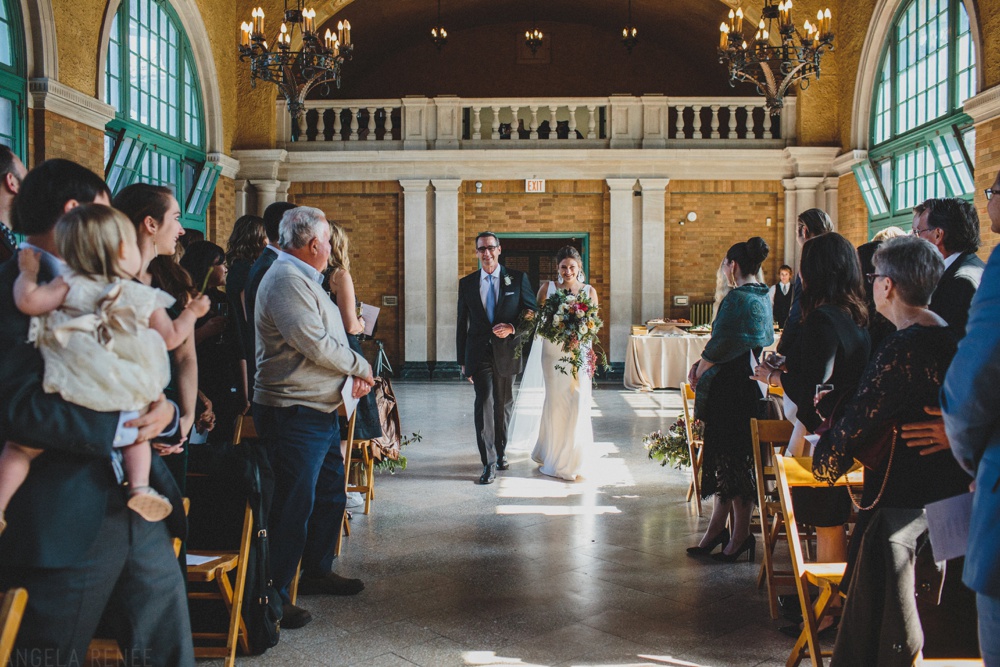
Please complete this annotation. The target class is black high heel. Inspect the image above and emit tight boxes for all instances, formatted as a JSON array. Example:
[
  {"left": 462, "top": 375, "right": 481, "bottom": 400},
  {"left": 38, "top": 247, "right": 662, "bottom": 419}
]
[
  {"left": 686, "top": 528, "right": 730, "bottom": 556},
  {"left": 712, "top": 533, "right": 756, "bottom": 563}
]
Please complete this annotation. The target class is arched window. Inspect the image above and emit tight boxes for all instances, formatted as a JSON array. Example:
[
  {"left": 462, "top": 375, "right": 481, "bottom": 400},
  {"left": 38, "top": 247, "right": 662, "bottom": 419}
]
[
  {"left": 0, "top": 0, "right": 26, "bottom": 157},
  {"left": 855, "top": 0, "right": 976, "bottom": 234},
  {"left": 103, "top": 0, "right": 219, "bottom": 231}
]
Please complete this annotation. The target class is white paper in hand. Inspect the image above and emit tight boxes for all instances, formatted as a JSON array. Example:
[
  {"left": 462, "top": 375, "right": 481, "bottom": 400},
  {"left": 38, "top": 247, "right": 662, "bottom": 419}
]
[
  {"left": 341, "top": 375, "right": 360, "bottom": 421},
  {"left": 925, "top": 492, "right": 973, "bottom": 561},
  {"left": 360, "top": 302, "right": 380, "bottom": 337}
]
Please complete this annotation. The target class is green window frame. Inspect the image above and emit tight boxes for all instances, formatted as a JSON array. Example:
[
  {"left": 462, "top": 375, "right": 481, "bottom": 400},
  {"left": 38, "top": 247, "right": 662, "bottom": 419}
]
[
  {"left": 103, "top": 0, "right": 216, "bottom": 232},
  {"left": 0, "top": 0, "right": 26, "bottom": 159},
  {"left": 861, "top": 0, "right": 976, "bottom": 236}
]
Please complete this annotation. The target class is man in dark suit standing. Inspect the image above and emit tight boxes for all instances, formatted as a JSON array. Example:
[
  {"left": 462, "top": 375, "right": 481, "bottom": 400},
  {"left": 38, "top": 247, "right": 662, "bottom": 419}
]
[
  {"left": 0, "top": 159, "right": 193, "bottom": 666},
  {"left": 915, "top": 197, "right": 985, "bottom": 338},
  {"left": 0, "top": 144, "right": 26, "bottom": 263},
  {"left": 457, "top": 232, "right": 538, "bottom": 484}
]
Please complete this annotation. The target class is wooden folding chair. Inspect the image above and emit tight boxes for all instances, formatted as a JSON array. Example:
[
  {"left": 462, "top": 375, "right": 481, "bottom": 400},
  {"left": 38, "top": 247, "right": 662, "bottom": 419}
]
[
  {"left": 751, "top": 418, "right": 794, "bottom": 620},
  {"left": 680, "top": 383, "right": 703, "bottom": 516},
  {"left": 184, "top": 414, "right": 256, "bottom": 667},
  {"left": 346, "top": 435, "right": 375, "bottom": 515},
  {"left": 773, "top": 454, "right": 846, "bottom": 667},
  {"left": 335, "top": 404, "right": 358, "bottom": 555},
  {"left": 0, "top": 588, "right": 27, "bottom": 666}
]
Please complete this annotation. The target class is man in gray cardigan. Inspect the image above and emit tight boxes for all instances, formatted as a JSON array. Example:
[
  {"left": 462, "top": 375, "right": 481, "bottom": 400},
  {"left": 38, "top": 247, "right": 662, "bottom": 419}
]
[{"left": 252, "top": 206, "right": 374, "bottom": 629}]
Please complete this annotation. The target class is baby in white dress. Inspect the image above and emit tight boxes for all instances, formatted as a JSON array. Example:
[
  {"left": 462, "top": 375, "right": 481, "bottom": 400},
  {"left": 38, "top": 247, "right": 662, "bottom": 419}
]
[{"left": 0, "top": 204, "right": 210, "bottom": 533}]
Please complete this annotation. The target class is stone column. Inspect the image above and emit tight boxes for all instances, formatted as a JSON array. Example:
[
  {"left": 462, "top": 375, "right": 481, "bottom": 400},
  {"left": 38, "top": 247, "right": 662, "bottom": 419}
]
[
  {"left": 784, "top": 176, "right": 823, "bottom": 268},
  {"left": 234, "top": 180, "right": 251, "bottom": 219},
  {"left": 250, "top": 180, "right": 279, "bottom": 217},
  {"left": 782, "top": 179, "right": 798, "bottom": 267},
  {"left": 431, "top": 179, "right": 463, "bottom": 378},
  {"left": 275, "top": 180, "right": 291, "bottom": 203},
  {"left": 823, "top": 178, "right": 839, "bottom": 230},
  {"left": 638, "top": 178, "right": 670, "bottom": 322},
  {"left": 607, "top": 178, "right": 637, "bottom": 365},
  {"left": 400, "top": 179, "right": 432, "bottom": 378}
]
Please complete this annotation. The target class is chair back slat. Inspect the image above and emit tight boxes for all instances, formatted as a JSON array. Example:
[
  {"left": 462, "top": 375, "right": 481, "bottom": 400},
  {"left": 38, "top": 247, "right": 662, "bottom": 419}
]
[
  {"left": 0, "top": 588, "right": 28, "bottom": 666},
  {"left": 680, "top": 383, "right": 703, "bottom": 516},
  {"left": 773, "top": 454, "right": 808, "bottom": 580}
]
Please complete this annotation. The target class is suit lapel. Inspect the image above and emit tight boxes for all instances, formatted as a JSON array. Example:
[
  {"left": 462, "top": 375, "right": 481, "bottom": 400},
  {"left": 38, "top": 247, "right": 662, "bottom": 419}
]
[
  {"left": 495, "top": 267, "right": 509, "bottom": 316},
  {"left": 468, "top": 272, "right": 490, "bottom": 324}
]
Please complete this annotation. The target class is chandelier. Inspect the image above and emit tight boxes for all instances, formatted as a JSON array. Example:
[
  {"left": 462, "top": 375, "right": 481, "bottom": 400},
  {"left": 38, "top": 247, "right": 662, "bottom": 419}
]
[
  {"left": 621, "top": 0, "right": 638, "bottom": 54},
  {"left": 525, "top": 27, "right": 543, "bottom": 55},
  {"left": 718, "top": 0, "right": 833, "bottom": 116},
  {"left": 430, "top": 0, "right": 447, "bottom": 50},
  {"left": 239, "top": 0, "right": 354, "bottom": 124}
]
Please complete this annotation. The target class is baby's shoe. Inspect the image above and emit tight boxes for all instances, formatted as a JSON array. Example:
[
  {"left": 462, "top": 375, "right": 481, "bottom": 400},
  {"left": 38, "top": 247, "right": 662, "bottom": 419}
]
[{"left": 127, "top": 486, "right": 173, "bottom": 522}]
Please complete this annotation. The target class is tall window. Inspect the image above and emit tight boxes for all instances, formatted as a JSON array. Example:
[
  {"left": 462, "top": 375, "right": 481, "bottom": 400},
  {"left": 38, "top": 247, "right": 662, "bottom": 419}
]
[
  {"left": 0, "top": 0, "right": 26, "bottom": 157},
  {"left": 855, "top": 0, "right": 976, "bottom": 235},
  {"left": 104, "top": 0, "right": 219, "bottom": 231}
]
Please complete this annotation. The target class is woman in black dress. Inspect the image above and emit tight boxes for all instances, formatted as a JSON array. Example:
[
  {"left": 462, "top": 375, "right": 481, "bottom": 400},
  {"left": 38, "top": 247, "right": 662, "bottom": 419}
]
[
  {"left": 687, "top": 237, "right": 774, "bottom": 562},
  {"left": 326, "top": 223, "right": 382, "bottom": 442},
  {"left": 753, "top": 233, "right": 871, "bottom": 563},
  {"left": 224, "top": 215, "right": 266, "bottom": 409}
]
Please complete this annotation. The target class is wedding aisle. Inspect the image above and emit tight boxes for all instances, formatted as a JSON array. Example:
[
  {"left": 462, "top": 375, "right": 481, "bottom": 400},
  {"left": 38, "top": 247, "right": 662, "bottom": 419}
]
[{"left": 212, "top": 381, "right": 807, "bottom": 667}]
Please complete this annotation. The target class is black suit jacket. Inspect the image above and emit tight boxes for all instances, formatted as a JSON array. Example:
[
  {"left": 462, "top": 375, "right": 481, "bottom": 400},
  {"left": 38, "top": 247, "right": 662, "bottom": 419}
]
[
  {"left": 0, "top": 256, "right": 184, "bottom": 569},
  {"left": 457, "top": 266, "right": 537, "bottom": 377},
  {"left": 929, "top": 251, "right": 985, "bottom": 338},
  {"left": 244, "top": 247, "right": 279, "bottom": 363},
  {"left": 0, "top": 225, "right": 15, "bottom": 264}
]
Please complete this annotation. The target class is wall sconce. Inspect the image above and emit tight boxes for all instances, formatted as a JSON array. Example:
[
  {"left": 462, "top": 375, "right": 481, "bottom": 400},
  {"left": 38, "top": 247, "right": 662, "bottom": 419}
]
[
  {"left": 679, "top": 211, "right": 697, "bottom": 225},
  {"left": 766, "top": 216, "right": 772, "bottom": 227},
  {"left": 475, "top": 181, "right": 483, "bottom": 193}
]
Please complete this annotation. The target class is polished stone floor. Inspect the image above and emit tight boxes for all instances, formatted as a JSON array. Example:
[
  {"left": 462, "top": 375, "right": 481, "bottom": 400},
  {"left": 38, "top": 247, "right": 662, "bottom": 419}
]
[{"left": 213, "top": 381, "right": 812, "bottom": 667}]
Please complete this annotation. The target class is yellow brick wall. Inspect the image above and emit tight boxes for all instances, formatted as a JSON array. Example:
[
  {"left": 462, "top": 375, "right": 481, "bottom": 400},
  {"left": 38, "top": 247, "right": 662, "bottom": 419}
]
[
  {"left": 460, "top": 180, "right": 610, "bottom": 353},
  {"left": 665, "top": 181, "right": 785, "bottom": 318},
  {"left": 206, "top": 175, "right": 236, "bottom": 244},
  {"left": 837, "top": 174, "right": 869, "bottom": 246},
  {"left": 974, "top": 115, "right": 1000, "bottom": 259},
  {"left": 31, "top": 110, "right": 105, "bottom": 176},
  {"left": 287, "top": 181, "right": 404, "bottom": 368}
]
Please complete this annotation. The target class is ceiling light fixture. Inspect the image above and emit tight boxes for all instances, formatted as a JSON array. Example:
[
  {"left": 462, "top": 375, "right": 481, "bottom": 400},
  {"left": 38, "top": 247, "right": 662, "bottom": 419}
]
[{"left": 430, "top": 0, "right": 448, "bottom": 50}]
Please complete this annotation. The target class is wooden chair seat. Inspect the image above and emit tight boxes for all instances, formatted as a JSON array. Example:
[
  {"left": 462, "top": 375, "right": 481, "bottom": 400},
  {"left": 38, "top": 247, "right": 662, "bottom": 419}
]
[{"left": 801, "top": 562, "right": 846, "bottom": 583}]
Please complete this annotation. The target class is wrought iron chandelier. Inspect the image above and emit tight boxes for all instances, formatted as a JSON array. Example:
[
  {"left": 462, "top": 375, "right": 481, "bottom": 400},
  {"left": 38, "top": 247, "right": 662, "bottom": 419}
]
[
  {"left": 525, "top": 27, "right": 543, "bottom": 54},
  {"left": 239, "top": 0, "right": 354, "bottom": 124},
  {"left": 621, "top": 0, "right": 638, "bottom": 54},
  {"left": 718, "top": 0, "right": 833, "bottom": 116},
  {"left": 430, "top": 0, "right": 448, "bottom": 50}
]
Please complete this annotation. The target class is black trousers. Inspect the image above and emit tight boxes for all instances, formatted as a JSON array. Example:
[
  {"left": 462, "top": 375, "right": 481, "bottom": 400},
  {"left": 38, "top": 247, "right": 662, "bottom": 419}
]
[
  {"left": 0, "top": 494, "right": 194, "bottom": 667},
  {"left": 472, "top": 345, "right": 514, "bottom": 466}
]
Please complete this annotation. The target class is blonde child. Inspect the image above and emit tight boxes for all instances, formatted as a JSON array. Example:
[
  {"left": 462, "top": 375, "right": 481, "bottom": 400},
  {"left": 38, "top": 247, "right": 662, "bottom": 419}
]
[{"left": 0, "top": 203, "right": 210, "bottom": 533}]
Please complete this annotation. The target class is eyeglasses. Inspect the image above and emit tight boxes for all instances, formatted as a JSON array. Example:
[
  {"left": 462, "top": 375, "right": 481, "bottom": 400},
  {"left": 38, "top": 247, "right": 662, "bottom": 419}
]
[
  {"left": 986, "top": 189, "right": 1000, "bottom": 201},
  {"left": 911, "top": 227, "right": 933, "bottom": 237},
  {"left": 865, "top": 273, "right": 887, "bottom": 284},
  {"left": 476, "top": 245, "right": 499, "bottom": 253}
]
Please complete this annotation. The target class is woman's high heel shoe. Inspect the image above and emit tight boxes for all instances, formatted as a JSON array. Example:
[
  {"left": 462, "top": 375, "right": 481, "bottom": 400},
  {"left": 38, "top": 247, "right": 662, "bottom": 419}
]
[
  {"left": 686, "top": 528, "right": 730, "bottom": 556},
  {"left": 712, "top": 533, "right": 756, "bottom": 563}
]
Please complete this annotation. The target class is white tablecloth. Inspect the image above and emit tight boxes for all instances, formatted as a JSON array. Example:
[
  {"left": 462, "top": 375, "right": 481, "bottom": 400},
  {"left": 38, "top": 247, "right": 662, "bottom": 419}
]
[{"left": 624, "top": 335, "right": 710, "bottom": 391}]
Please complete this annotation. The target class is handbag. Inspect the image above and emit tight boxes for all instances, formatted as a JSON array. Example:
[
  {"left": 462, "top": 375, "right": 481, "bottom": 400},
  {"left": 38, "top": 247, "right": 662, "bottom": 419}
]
[{"left": 813, "top": 388, "right": 897, "bottom": 472}]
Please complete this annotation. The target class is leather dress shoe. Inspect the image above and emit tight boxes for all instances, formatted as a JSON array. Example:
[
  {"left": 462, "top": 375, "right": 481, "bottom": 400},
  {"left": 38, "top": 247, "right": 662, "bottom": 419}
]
[
  {"left": 281, "top": 603, "right": 312, "bottom": 629},
  {"left": 496, "top": 456, "right": 509, "bottom": 470},
  {"left": 296, "top": 572, "right": 365, "bottom": 596},
  {"left": 479, "top": 463, "right": 497, "bottom": 484}
]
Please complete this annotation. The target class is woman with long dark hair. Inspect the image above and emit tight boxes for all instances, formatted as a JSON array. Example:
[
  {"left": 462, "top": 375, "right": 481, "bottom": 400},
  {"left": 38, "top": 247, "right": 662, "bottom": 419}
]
[{"left": 225, "top": 215, "right": 266, "bottom": 407}]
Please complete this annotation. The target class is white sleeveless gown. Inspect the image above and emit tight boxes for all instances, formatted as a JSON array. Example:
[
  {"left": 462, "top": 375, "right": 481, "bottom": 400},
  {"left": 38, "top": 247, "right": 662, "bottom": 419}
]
[{"left": 529, "top": 281, "right": 594, "bottom": 480}]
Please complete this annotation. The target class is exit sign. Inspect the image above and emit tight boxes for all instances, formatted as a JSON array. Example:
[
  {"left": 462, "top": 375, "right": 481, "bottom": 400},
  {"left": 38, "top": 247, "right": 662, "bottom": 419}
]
[{"left": 525, "top": 179, "right": 546, "bottom": 193}]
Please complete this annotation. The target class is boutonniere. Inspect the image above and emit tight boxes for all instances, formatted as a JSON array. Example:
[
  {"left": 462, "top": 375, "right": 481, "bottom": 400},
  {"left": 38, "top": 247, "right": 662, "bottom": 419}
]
[{"left": 503, "top": 275, "right": 511, "bottom": 287}]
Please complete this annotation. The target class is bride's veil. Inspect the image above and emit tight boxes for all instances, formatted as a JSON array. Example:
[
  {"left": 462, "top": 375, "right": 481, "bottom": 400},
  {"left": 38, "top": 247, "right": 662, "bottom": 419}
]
[{"left": 506, "top": 335, "right": 545, "bottom": 451}]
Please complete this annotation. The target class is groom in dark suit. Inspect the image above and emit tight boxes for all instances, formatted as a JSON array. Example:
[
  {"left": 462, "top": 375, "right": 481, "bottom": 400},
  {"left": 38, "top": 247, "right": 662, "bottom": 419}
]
[{"left": 457, "top": 232, "right": 538, "bottom": 484}]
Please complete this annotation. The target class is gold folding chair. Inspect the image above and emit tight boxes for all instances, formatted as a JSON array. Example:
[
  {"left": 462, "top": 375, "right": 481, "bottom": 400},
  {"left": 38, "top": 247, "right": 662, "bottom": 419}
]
[
  {"left": 773, "top": 454, "right": 847, "bottom": 667},
  {"left": 0, "top": 588, "right": 27, "bottom": 666},
  {"left": 751, "top": 418, "right": 794, "bottom": 620},
  {"left": 680, "top": 383, "right": 703, "bottom": 516},
  {"left": 185, "top": 414, "right": 256, "bottom": 667}
]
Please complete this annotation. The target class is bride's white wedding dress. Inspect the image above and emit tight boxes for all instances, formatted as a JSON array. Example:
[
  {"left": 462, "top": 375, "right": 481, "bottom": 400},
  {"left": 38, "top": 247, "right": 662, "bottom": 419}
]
[{"left": 509, "top": 281, "right": 594, "bottom": 481}]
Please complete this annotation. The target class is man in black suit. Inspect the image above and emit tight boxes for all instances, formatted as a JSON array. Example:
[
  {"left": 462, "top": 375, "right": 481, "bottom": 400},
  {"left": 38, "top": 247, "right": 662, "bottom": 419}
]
[
  {"left": 914, "top": 197, "right": 985, "bottom": 338},
  {"left": 457, "top": 232, "right": 538, "bottom": 484},
  {"left": 0, "top": 159, "right": 193, "bottom": 666},
  {"left": 244, "top": 201, "right": 297, "bottom": 386},
  {"left": 0, "top": 144, "right": 26, "bottom": 263}
]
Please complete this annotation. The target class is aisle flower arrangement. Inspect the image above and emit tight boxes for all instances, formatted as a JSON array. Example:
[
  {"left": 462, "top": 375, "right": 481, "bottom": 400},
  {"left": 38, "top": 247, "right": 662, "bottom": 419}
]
[
  {"left": 514, "top": 288, "right": 610, "bottom": 378},
  {"left": 643, "top": 415, "right": 702, "bottom": 470}
]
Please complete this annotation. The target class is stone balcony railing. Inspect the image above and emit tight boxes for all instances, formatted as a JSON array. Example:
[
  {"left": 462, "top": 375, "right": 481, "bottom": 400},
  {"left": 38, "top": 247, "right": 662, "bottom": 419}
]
[{"left": 277, "top": 94, "right": 797, "bottom": 150}]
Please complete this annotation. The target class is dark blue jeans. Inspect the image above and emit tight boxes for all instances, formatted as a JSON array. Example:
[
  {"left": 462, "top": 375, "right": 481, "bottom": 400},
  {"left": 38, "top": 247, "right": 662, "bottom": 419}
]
[{"left": 252, "top": 403, "right": 344, "bottom": 603}]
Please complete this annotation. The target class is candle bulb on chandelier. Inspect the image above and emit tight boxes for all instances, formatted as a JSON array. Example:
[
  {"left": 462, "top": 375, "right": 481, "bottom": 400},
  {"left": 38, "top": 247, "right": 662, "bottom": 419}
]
[
  {"left": 343, "top": 20, "right": 351, "bottom": 45},
  {"left": 337, "top": 20, "right": 344, "bottom": 45},
  {"left": 279, "top": 22, "right": 288, "bottom": 49},
  {"left": 719, "top": 22, "right": 729, "bottom": 50},
  {"left": 257, "top": 7, "right": 264, "bottom": 36},
  {"left": 241, "top": 21, "right": 250, "bottom": 46},
  {"left": 735, "top": 8, "right": 744, "bottom": 34},
  {"left": 823, "top": 9, "right": 831, "bottom": 37}
]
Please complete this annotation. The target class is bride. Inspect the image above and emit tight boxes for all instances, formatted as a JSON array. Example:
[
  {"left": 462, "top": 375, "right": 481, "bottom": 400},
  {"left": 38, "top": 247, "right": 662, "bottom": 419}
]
[{"left": 511, "top": 246, "right": 597, "bottom": 481}]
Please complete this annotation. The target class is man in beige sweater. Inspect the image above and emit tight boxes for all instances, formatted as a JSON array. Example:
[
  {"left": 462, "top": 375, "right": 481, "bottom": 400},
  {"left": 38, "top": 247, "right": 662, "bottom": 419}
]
[{"left": 252, "top": 206, "right": 374, "bottom": 629}]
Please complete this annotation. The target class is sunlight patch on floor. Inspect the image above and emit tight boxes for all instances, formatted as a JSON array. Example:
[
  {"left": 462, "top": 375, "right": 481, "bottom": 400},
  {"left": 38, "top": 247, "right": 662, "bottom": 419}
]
[
  {"left": 459, "top": 654, "right": 711, "bottom": 667},
  {"left": 495, "top": 505, "right": 622, "bottom": 516}
]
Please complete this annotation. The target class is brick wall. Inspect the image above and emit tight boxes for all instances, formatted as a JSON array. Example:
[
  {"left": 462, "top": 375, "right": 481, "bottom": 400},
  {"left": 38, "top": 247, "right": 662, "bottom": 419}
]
[
  {"left": 288, "top": 181, "right": 404, "bottom": 370},
  {"left": 665, "top": 181, "right": 784, "bottom": 319},
  {"left": 206, "top": 175, "right": 236, "bottom": 245},
  {"left": 837, "top": 174, "right": 869, "bottom": 246},
  {"left": 460, "top": 180, "right": 610, "bottom": 352},
  {"left": 31, "top": 110, "right": 105, "bottom": 176},
  {"left": 975, "top": 115, "right": 1000, "bottom": 260}
]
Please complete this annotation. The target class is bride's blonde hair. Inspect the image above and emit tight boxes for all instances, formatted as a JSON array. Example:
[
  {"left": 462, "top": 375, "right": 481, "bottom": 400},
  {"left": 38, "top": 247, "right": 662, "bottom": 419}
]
[{"left": 56, "top": 203, "right": 138, "bottom": 281}]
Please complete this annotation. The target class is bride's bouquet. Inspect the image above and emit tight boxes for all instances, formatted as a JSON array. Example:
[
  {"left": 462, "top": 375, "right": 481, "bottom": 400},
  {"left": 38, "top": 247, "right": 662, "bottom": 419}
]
[{"left": 515, "top": 288, "right": 609, "bottom": 378}]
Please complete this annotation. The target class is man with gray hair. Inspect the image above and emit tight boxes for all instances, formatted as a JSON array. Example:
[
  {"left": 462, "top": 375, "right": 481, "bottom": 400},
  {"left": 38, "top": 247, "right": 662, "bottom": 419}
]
[{"left": 252, "top": 206, "right": 375, "bottom": 629}]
